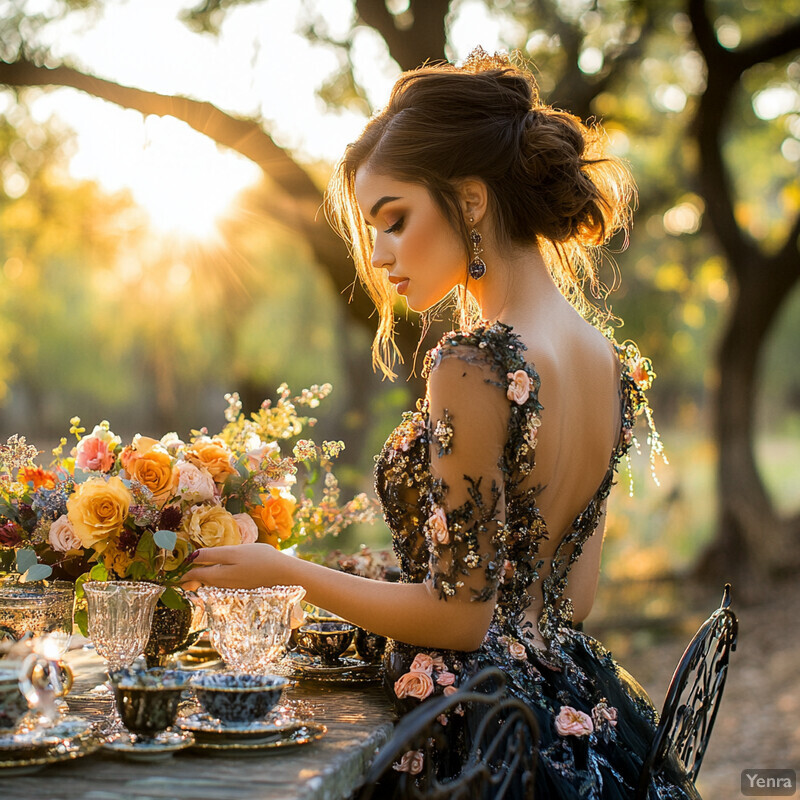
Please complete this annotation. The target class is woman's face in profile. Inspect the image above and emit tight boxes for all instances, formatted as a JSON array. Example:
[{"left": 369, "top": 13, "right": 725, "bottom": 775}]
[{"left": 354, "top": 167, "right": 466, "bottom": 312}]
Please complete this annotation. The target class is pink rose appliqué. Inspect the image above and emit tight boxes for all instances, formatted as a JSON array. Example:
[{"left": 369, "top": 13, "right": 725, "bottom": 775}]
[
  {"left": 426, "top": 507, "right": 449, "bottom": 546},
  {"left": 507, "top": 370, "right": 532, "bottom": 405},
  {"left": 436, "top": 670, "right": 456, "bottom": 686},
  {"left": 409, "top": 653, "right": 435, "bottom": 675},
  {"left": 443, "top": 685, "right": 457, "bottom": 697},
  {"left": 393, "top": 750, "right": 424, "bottom": 774},
  {"left": 555, "top": 706, "right": 594, "bottom": 737},
  {"left": 394, "top": 671, "right": 434, "bottom": 701},
  {"left": 592, "top": 702, "right": 618, "bottom": 728},
  {"left": 507, "top": 640, "right": 527, "bottom": 661}
]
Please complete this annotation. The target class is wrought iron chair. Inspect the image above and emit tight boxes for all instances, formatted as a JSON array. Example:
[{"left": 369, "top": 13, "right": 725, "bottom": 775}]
[
  {"left": 356, "top": 666, "right": 539, "bottom": 800},
  {"left": 635, "top": 583, "right": 738, "bottom": 799}
]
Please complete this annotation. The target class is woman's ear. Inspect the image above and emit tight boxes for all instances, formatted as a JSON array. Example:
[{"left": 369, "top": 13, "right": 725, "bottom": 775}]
[{"left": 457, "top": 178, "right": 489, "bottom": 225}]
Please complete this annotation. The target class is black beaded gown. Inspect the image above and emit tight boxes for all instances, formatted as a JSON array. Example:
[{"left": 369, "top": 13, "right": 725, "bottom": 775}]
[{"left": 374, "top": 322, "right": 699, "bottom": 799}]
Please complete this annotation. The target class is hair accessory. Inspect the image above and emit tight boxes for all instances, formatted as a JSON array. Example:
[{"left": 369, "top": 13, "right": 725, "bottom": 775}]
[{"left": 468, "top": 228, "right": 486, "bottom": 280}]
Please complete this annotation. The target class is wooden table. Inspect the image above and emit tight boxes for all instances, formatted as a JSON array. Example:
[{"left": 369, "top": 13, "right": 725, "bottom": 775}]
[{"left": 3, "top": 649, "right": 395, "bottom": 800}]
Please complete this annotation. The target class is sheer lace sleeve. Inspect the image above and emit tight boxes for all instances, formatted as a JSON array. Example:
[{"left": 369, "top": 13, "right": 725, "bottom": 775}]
[{"left": 423, "top": 342, "right": 511, "bottom": 604}]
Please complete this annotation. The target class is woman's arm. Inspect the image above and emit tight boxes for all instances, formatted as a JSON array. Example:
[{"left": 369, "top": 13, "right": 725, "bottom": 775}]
[{"left": 183, "top": 544, "right": 494, "bottom": 651}]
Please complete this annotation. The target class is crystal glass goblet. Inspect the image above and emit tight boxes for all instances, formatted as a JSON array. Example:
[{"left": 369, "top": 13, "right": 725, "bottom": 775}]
[
  {"left": 197, "top": 586, "right": 305, "bottom": 674},
  {"left": 83, "top": 581, "right": 165, "bottom": 671}
]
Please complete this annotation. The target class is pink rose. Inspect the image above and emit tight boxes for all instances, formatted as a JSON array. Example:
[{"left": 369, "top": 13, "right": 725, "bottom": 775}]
[
  {"left": 48, "top": 515, "right": 82, "bottom": 553},
  {"left": 592, "top": 703, "right": 618, "bottom": 728},
  {"left": 436, "top": 713, "right": 449, "bottom": 726},
  {"left": 393, "top": 750, "right": 424, "bottom": 775},
  {"left": 426, "top": 507, "right": 449, "bottom": 546},
  {"left": 436, "top": 670, "right": 456, "bottom": 686},
  {"left": 409, "top": 653, "right": 434, "bottom": 675},
  {"left": 176, "top": 461, "right": 217, "bottom": 504},
  {"left": 555, "top": 706, "right": 594, "bottom": 737},
  {"left": 74, "top": 436, "right": 115, "bottom": 472},
  {"left": 508, "top": 640, "right": 527, "bottom": 661},
  {"left": 506, "top": 370, "right": 531, "bottom": 405},
  {"left": 443, "top": 685, "right": 457, "bottom": 697},
  {"left": 233, "top": 513, "right": 259, "bottom": 545},
  {"left": 394, "top": 671, "right": 434, "bottom": 701}
]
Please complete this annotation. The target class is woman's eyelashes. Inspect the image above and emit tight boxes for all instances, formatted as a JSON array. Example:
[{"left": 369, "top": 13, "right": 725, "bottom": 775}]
[{"left": 383, "top": 217, "right": 404, "bottom": 234}]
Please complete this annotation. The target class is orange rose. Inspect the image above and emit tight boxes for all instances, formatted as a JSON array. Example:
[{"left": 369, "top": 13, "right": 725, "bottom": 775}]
[
  {"left": 123, "top": 437, "right": 177, "bottom": 507},
  {"left": 251, "top": 490, "right": 296, "bottom": 547},
  {"left": 66, "top": 476, "right": 132, "bottom": 552},
  {"left": 184, "top": 437, "right": 237, "bottom": 485}
]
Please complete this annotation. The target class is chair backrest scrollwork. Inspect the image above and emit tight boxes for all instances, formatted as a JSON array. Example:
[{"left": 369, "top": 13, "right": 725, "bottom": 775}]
[
  {"left": 635, "top": 583, "right": 738, "bottom": 799},
  {"left": 357, "top": 666, "right": 539, "bottom": 800}
]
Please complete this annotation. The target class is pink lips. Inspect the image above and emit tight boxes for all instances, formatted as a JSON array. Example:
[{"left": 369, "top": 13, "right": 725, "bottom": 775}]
[{"left": 388, "top": 277, "right": 409, "bottom": 295}]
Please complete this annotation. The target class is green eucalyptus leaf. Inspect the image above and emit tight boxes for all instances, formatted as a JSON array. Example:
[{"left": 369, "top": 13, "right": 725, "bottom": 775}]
[
  {"left": 15, "top": 548, "right": 37, "bottom": 574},
  {"left": 225, "top": 497, "right": 244, "bottom": 515},
  {"left": 72, "top": 469, "right": 92, "bottom": 484},
  {"left": 154, "top": 529, "right": 177, "bottom": 551},
  {"left": 20, "top": 563, "right": 53, "bottom": 582}
]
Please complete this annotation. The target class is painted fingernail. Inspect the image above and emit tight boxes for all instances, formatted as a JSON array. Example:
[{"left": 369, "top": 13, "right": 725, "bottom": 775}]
[{"left": 186, "top": 550, "right": 200, "bottom": 563}]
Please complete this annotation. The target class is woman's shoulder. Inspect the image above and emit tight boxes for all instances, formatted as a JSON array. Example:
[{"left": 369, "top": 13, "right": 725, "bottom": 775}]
[{"left": 422, "top": 321, "right": 536, "bottom": 382}]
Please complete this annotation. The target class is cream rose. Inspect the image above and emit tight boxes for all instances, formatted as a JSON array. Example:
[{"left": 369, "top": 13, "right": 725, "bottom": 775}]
[
  {"left": 245, "top": 442, "right": 280, "bottom": 471},
  {"left": 394, "top": 670, "right": 434, "bottom": 701},
  {"left": 233, "top": 513, "right": 259, "bottom": 545},
  {"left": 507, "top": 369, "right": 532, "bottom": 405},
  {"left": 555, "top": 706, "right": 594, "bottom": 737},
  {"left": 182, "top": 505, "right": 242, "bottom": 549},
  {"left": 66, "top": 476, "right": 132, "bottom": 551},
  {"left": 426, "top": 507, "right": 449, "bottom": 546},
  {"left": 48, "top": 515, "right": 82, "bottom": 553},
  {"left": 176, "top": 461, "right": 216, "bottom": 505},
  {"left": 393, "top": 750, "right": 424, "bottom": 775}
]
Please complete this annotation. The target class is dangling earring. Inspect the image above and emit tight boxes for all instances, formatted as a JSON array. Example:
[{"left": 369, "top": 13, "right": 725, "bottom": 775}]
[{"left": 468, "top": 220, "right": 486, "bottom": 280}]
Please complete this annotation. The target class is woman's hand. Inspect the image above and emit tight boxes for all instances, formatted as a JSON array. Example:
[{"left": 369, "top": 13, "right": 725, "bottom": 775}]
[{"left": 180, "top": 543, "right": 283, "bottom": 591}]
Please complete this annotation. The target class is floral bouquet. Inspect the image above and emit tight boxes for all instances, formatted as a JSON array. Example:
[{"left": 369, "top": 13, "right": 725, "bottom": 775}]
[{"left": 0, "top": 383, "right": 379, "bottom": 629}]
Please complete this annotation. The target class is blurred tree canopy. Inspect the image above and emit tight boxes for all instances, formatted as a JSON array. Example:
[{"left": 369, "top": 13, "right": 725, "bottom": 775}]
[{"left": 0, "top": 0, "right": 798, "bottom": 592}]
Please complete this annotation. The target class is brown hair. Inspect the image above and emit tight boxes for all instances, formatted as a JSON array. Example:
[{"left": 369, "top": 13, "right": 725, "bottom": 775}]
[{"left": 325, "top": 49, "right": 635, "bottom": 379}]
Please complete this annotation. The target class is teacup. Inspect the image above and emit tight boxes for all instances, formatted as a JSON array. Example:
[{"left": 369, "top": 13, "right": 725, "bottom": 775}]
[
  {"left": 354, "top": 627, "right": 387, "bottom": 664},
  {"left": 109, "top": 667, "right": 193, "bottom": 740},
  {"left": 191, "top": 672, "right": 289, "bottom": 724},
  {"left": 295, "top": 622, "right": 355, "bottom": 664}
]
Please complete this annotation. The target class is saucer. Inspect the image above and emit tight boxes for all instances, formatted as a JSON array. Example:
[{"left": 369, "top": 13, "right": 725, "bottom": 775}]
[
  {"left": 0, "top": 717, "right": 94, "bottom": 759},
  {"left": 0, "top": 720, "right": 100, "bottom": 775},
  {"left": 177, "top": 711, "right": 301, "bottom": 743},
  {"left": 102, "top": 729, "right": 194, "bottom": 762},
  {"left": 191, "top": 723, "right": 326, "bottom": 756},
  {"left": 287, "top": 652, "right": 379, "bottom": 676},
  {"left": 286, "top": 652, "right": 381, "bottom": 684}
]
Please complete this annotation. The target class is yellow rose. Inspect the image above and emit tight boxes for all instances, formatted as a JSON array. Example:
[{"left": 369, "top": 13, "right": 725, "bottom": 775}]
[
  {"left": 184, "top": 437, "right": 237, "bottom": 485},
  {"left": 182, "top": 505, "right": 242, "bottom": 549},
  {"left": 66, "top": 476, "right": 133, "bottom": 551},
  {"left": 122, "top": 436, "right": 177, "bottom": 507},
  {"left": 251, "top": 490, "right": 296, "bottom": 547}
]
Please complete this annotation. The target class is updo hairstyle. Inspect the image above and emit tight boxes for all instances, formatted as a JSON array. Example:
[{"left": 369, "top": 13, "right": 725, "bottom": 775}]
[{"left": 326, "top": 49, "right": 635, "bottom": 379}]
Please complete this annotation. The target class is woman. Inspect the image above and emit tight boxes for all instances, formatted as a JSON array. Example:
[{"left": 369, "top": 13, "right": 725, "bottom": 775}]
[{"left": 185, "top": 49, "right": 696, "bottom": 798}]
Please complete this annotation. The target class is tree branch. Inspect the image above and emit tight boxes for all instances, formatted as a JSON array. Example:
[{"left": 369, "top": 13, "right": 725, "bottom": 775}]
[
  {"left": 0, "top": 57, "right": 321, "bottom": 202},
  {"left": 730, "top": 18, "right": 800, "bottom": 75}
]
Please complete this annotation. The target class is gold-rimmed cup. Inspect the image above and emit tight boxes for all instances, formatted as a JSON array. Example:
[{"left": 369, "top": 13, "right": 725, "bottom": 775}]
[{"left": 294, "top": 622, "right": 355, "bottom": 665}]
